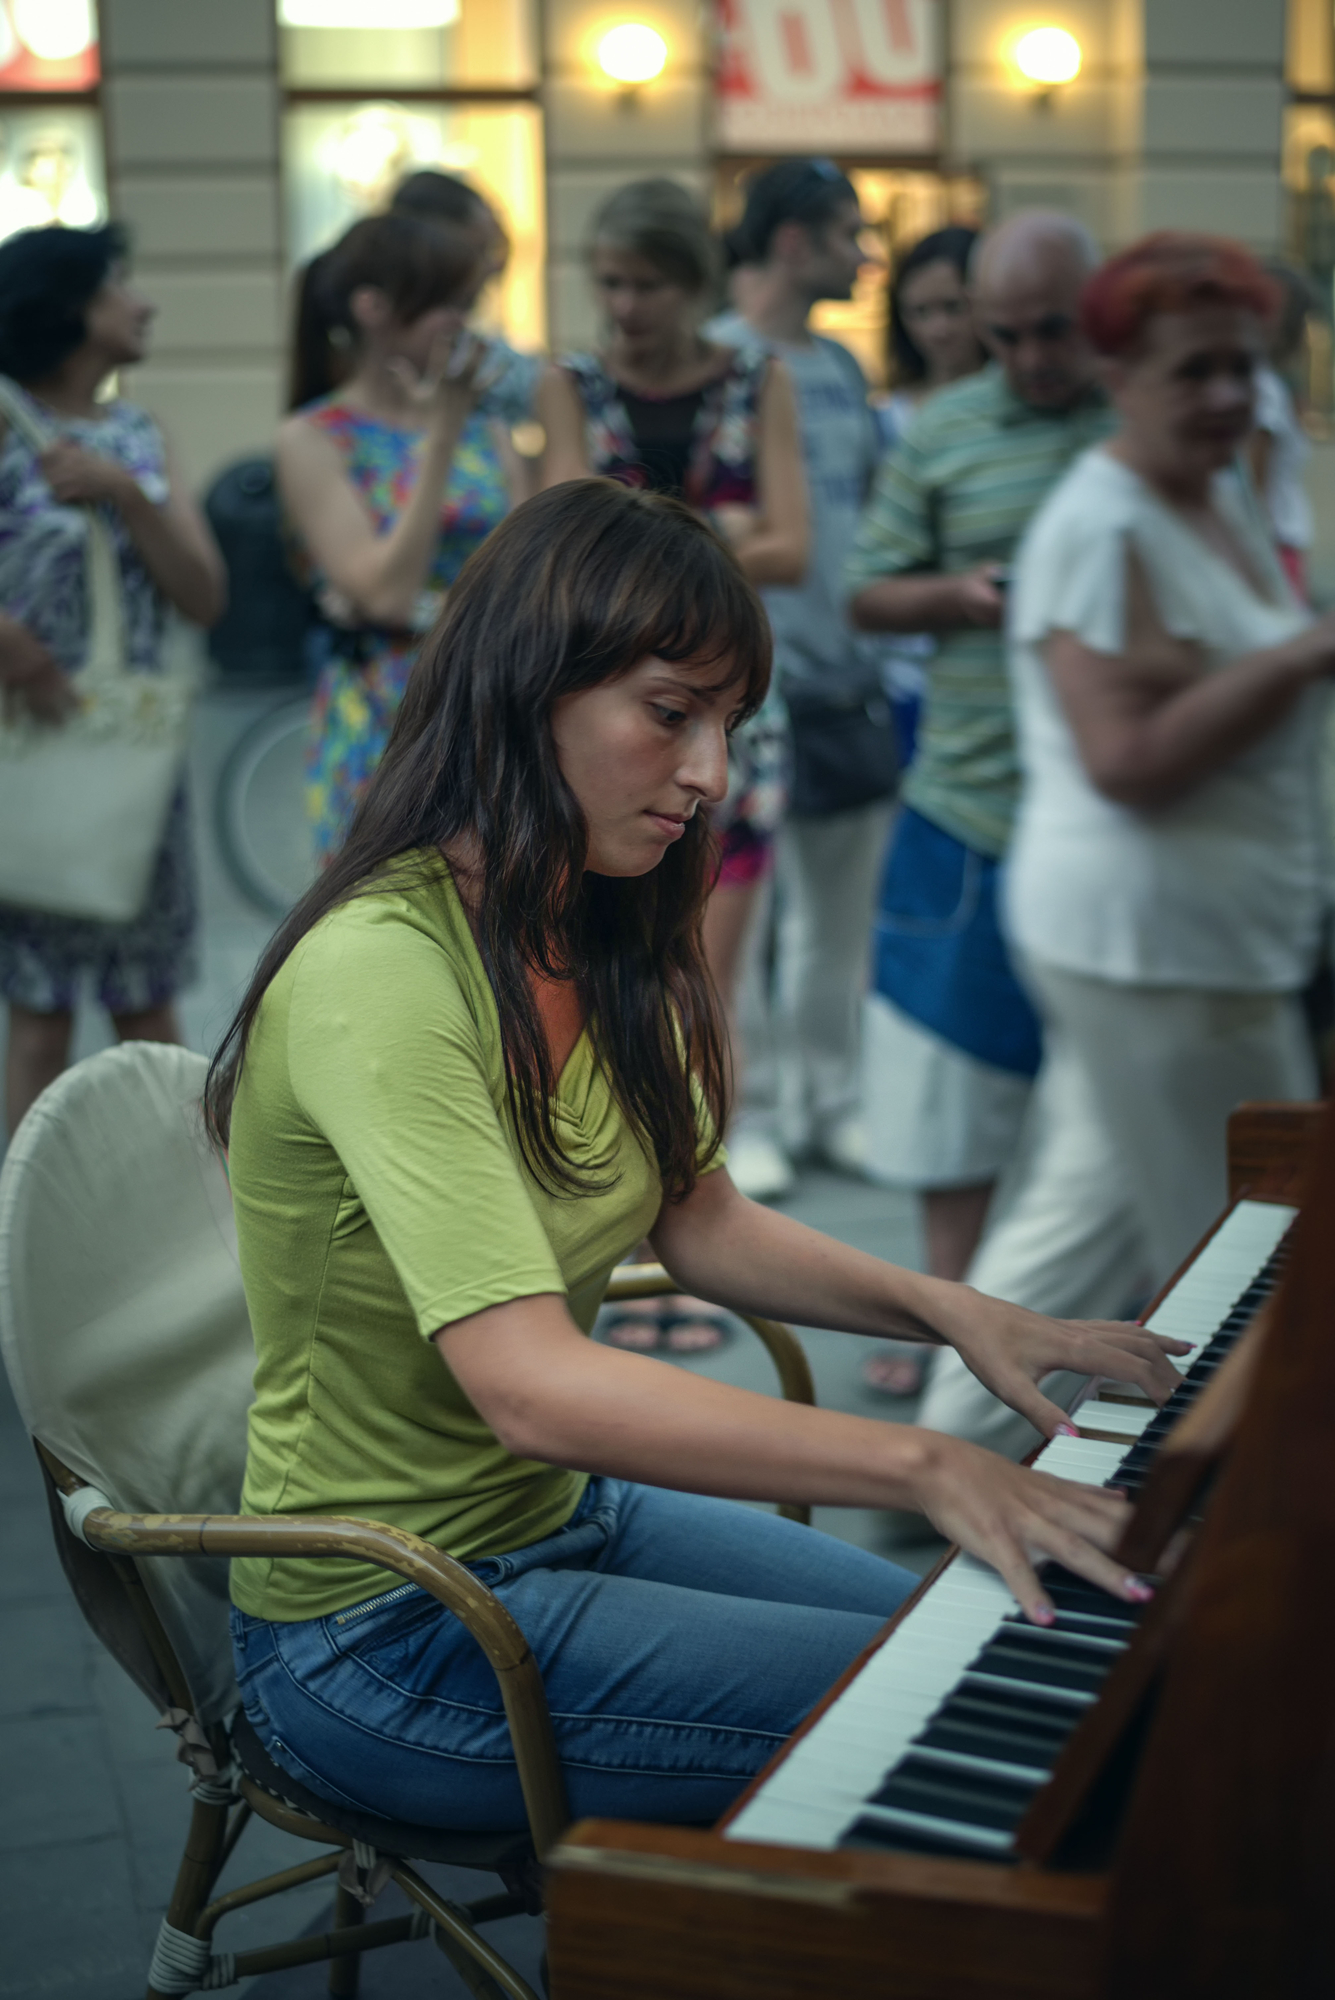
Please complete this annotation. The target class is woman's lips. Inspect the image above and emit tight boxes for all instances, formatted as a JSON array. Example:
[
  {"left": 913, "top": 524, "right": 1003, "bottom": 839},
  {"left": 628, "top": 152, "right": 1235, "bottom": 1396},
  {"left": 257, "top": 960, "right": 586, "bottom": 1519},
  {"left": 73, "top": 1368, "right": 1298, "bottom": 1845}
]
[{"left": 645, "top": 811, "right": 688, "bottom": 840}]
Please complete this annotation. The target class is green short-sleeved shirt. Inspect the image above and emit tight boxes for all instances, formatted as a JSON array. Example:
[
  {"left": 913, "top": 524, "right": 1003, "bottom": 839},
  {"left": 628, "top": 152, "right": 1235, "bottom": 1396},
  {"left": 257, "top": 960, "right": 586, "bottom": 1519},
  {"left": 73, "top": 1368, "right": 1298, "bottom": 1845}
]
[
  {"left": 845, "top": 367, "right": 1114, "bottom": 858},
  {"left": 228, "top": 855, "right": 712, "bottom": 1622}
]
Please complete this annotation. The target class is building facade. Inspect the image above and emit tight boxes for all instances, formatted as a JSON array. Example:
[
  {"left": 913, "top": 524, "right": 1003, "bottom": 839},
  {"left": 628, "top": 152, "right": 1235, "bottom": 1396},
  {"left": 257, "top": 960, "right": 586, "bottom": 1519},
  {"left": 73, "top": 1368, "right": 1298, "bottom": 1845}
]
[{"left": 1, "top": 0, "right": 1322, "bottom": 487}]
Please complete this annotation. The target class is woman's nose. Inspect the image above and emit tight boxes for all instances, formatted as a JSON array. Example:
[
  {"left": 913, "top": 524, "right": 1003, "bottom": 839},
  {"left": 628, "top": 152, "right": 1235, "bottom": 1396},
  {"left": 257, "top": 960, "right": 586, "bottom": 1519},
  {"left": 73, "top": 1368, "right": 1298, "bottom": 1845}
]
[{"left": 680, "top": 725, "right": 730, "bottom": 805}]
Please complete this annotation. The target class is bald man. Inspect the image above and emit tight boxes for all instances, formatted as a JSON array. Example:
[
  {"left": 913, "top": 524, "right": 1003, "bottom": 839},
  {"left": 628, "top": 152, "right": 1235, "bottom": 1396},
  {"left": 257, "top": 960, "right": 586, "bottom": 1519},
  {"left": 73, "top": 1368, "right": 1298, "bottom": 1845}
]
[{"left": 845, "top": 214, "right": 1110, "bottom": 1359}]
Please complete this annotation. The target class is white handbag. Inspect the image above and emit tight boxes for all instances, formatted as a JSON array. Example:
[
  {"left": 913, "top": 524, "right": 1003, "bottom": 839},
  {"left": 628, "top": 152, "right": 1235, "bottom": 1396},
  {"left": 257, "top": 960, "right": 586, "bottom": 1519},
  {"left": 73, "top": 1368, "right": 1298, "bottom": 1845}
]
[{"left": 0, "top": 378, "right": 196, "bottom": 924}]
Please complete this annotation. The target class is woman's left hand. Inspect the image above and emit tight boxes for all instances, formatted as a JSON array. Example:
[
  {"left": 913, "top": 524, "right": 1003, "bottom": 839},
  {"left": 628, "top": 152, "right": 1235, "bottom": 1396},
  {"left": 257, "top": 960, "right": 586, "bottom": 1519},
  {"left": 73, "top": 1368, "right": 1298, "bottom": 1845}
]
[
  {"left": 935, "top": 1288, "right": 1191, "bottom": 1438},
  {"left": 38, "top": 442, "right": 136, "bottom": 509}
]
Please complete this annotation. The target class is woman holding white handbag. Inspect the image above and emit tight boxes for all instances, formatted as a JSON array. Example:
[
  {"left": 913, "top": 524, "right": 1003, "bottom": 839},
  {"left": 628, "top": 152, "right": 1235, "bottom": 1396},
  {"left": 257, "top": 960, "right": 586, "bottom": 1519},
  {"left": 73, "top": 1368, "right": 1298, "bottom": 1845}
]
[{"left": 0, "top": 223, "right": 225, "bottom": 1138}]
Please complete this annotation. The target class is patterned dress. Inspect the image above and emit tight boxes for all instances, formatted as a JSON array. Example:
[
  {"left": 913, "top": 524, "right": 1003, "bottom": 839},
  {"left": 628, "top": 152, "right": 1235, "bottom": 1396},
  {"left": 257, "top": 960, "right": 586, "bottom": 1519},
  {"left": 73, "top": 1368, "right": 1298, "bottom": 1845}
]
[
  {"left": 0, "top": 387, "right": 197, "bottom": 1015},
  {"left": 298, "top": 401, "right": 510, "bottom": 859},
  {"left": 560, "top": 349, "right": 789, "bottom": 883}
]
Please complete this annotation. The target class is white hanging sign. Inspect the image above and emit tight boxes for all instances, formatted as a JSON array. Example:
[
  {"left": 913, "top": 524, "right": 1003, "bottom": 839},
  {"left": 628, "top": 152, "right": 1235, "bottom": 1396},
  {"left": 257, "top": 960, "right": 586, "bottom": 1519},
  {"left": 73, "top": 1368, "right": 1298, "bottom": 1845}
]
[{"left": 715, "top": 0, "right": 941, "bottom": 154}]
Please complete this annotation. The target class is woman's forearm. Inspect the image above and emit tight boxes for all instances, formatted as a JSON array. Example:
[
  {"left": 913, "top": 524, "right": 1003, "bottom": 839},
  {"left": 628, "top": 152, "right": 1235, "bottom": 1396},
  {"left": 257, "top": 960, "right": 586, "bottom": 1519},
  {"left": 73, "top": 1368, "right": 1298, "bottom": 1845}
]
[
  {"left": 652, "top": 1174, "right": 941, "bottom": 1341},
  {"left": 1052, "top": 627, "right": 1331, "bottom": 810},
  {"left": 115, "top": 484, "right": 226, "bottom": 625},
  {"left": 730, "top": 520, "right": 807, "bottom": 586},
  {"left": 447, "top": 1296, "right": 935, "bottom": 1509}
]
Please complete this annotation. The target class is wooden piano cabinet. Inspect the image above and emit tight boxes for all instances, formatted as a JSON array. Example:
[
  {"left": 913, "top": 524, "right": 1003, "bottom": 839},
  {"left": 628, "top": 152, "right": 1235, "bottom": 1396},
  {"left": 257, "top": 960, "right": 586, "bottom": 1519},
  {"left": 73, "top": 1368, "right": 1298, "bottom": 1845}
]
[
  {"left": 1226, "top": 1100, "right": 1323, "bottom": 1204},
  {"left": 546, "top": 1822, "right": 1106, "bottom": 2000}
]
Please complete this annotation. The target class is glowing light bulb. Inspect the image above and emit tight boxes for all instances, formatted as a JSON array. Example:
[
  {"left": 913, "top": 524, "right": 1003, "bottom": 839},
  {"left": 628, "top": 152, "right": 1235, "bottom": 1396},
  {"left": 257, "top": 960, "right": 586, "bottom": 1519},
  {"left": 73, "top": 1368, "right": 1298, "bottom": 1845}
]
[
  {"left": 597, "top": 23, "right": 667, "bottom": 86},
  {"left": 12, "top": 0, "right": 95, "bottom": 61},
  {"left": 1013, "top": 26, "right": 1082, "bottom": 87}
]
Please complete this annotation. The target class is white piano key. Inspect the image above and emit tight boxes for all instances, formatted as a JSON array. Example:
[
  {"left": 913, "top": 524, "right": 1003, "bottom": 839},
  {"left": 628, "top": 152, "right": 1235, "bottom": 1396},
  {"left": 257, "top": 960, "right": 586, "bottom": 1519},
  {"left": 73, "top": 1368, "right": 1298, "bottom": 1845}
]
[{"left": 1075, "top": 1400, "right": 1155, "bottom": 1440}]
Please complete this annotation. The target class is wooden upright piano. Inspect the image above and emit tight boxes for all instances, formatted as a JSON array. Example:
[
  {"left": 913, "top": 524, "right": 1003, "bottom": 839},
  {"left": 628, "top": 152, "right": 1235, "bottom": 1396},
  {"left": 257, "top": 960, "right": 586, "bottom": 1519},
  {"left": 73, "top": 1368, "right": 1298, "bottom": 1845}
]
[{"left": 546, "top": 1101, "right": 1333, "bottom": 2000}]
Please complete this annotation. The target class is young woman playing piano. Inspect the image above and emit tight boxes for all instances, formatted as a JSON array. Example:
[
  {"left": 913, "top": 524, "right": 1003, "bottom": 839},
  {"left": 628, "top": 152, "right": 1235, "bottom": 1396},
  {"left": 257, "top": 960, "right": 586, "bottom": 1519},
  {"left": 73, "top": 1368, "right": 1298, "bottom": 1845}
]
[{"left": 209, "top": 481, "right": 1184, "bottom": 1833}]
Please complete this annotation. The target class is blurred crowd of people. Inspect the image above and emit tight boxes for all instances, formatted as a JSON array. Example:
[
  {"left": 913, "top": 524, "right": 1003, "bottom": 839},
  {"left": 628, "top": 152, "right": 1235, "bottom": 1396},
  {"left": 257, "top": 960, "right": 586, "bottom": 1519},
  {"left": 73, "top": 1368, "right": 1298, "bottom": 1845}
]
[{"left": 0, "top": 161, "right": 1330, "bottom": 1458}]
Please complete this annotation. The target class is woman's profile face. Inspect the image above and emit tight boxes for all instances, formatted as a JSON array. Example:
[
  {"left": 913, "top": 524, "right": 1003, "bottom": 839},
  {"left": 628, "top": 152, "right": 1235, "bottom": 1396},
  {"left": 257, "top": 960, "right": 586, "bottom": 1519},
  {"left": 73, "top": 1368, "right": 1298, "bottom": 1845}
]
[
  {"left": 82, "top": 263, "right": 154, "bottom": 367},
  {"left": 897, "top": 256, "right": 977, "bottom": 384},
  {"left": 550, "top": 653, "right": 740, "bottom": 877},
  {"left": 591, "top": 242, "right": 696, "bottom": 351},
  {"left": 1110, "top": 304, "right": 1262, "bottom": 476}
]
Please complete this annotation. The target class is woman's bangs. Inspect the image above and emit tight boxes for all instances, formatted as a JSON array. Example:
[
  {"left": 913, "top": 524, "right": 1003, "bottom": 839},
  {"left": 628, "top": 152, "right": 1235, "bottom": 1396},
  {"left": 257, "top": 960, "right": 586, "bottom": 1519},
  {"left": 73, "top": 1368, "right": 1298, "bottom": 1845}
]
[{"left": 616, "top": 549, "right": 772, "bottom": 722}]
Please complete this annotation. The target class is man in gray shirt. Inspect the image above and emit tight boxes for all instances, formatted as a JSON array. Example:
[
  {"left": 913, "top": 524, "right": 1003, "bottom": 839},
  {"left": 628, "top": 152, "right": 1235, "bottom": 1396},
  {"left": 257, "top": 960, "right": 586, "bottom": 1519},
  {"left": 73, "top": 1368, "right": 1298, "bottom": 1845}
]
[{"left": 709, "top": 161, "right": 896, "bottom": 1195}]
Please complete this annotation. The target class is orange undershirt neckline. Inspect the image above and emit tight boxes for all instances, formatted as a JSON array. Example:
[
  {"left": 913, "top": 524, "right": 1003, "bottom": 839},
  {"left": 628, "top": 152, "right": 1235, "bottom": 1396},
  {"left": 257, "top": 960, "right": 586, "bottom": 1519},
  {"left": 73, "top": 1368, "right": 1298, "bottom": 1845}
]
[{"left": 528, "top": 965, "right": 587, "bottom": 1081}]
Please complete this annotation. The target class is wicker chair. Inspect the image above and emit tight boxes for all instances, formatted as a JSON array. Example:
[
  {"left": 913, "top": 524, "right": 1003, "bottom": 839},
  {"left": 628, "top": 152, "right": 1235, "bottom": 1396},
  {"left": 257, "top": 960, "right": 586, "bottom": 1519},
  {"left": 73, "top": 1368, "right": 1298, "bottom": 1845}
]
[{"left": 0, "top": 1041, "right": 814, "bottom": 1998}]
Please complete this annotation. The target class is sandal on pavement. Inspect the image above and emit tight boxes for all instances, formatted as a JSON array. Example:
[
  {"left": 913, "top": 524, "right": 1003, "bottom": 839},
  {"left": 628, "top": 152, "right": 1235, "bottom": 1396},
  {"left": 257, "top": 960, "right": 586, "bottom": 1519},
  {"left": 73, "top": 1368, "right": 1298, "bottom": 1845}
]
[
  {"left": 661, "top": 1309, "right": 731, "bottom": 1355},
  {"left": 601, "top": 1307, "right": 664, "bottom": 1352},
  {"left": 862, "top": 1345, "right": 926, "bottom": 1398}
]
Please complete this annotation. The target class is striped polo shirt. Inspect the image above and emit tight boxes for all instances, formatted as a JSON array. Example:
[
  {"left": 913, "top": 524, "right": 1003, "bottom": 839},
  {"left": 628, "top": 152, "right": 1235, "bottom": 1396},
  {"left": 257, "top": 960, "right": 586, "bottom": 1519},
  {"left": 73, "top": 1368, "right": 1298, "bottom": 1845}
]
[{"left": 846, "top": 365, "right": 1113, "bottom": 858}]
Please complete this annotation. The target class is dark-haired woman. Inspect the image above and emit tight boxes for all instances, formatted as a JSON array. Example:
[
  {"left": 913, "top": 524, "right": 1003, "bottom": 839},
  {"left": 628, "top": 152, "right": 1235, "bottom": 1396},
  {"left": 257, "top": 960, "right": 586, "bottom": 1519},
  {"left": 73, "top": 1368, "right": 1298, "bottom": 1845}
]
[
  {"left": 217, "top": 478, "right": 1184, "bottom": 1834},
  {"left": 279, "top": 211, "right": 514, "bottom": 860},
  {"left": 0, "top": 224, "right": 224, "bottom": 1137},
  {"left": 289, "top": 169, "right": 539, "bottom": 429},
  {"left": 539, "top": 178, "right": 806, "bottom": 1346}
]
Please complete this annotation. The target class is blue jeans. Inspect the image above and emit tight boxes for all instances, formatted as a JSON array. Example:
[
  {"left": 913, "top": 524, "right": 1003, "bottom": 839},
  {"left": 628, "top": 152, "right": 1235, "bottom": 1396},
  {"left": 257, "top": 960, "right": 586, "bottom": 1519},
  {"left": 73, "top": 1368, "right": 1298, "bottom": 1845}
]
[{"left": 231, "top": 1480, "right": 915, "bottom": 1830}]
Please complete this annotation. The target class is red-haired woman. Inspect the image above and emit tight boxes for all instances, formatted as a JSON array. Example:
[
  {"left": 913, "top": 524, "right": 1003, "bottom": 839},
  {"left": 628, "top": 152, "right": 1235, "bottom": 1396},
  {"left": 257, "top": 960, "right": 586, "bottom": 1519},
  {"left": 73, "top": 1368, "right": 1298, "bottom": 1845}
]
[{"left": 920, "top": 232, "right": 1335, "bottom": 1462}]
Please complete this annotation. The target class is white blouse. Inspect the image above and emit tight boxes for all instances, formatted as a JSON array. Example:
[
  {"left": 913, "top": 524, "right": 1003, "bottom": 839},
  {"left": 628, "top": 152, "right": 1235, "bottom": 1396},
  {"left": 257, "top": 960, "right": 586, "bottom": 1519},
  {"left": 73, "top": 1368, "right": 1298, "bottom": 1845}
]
[{"left": 1005, "top": 447, "right": 1325, "bottom": 992}]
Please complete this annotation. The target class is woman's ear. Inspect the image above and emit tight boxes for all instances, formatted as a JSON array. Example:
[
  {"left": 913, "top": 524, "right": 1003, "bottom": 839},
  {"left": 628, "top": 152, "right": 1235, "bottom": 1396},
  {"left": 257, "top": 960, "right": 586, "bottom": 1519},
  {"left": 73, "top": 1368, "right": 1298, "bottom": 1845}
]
[{"left": 348, "top": 285, "right": 391, "bottom": 336}]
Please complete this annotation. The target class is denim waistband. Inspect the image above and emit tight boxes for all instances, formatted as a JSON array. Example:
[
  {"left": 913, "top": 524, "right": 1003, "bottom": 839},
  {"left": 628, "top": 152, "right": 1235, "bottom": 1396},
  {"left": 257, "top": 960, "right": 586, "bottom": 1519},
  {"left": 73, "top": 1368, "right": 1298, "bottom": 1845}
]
[{"left": 464, "top": 1476, "right": 622, "bottom": 1585}]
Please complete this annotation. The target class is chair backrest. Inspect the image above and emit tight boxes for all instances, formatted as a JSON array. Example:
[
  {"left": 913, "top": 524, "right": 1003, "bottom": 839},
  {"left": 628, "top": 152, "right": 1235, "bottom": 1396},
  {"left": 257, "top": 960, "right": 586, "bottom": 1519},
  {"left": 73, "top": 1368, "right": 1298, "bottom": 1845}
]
[{"left": 0, "top": 1042, "right": 255, "bottom": 1725}]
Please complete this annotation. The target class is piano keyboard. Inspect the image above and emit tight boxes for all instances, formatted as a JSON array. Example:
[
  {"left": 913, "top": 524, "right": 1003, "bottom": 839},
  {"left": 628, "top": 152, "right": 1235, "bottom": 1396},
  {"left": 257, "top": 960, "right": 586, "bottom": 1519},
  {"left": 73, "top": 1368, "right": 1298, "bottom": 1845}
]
[{"left": 727, "top": 1198, "right": 1297, "bottom": 1856}]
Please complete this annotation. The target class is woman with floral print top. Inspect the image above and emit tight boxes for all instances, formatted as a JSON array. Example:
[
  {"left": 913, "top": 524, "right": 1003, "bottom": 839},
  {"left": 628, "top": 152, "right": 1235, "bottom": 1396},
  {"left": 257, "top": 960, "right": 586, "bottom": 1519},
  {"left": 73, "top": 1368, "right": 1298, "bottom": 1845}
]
[
  {"left": 277, "top": 211, "right": 514, "bottom": 860},
  {"left": 539, "top": 177, "right": 808, "bottom": 1350},
  {"left": 0, "top": 224, "right": 225, "bottom": 1139}
]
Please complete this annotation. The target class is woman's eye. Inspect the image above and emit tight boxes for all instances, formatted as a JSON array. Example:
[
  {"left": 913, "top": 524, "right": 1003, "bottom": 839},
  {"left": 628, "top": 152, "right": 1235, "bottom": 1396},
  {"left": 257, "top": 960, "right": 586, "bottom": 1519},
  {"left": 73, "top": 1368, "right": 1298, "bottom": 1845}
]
[{"left": 653, "top": 705, "right": 687, "bottom": 727}]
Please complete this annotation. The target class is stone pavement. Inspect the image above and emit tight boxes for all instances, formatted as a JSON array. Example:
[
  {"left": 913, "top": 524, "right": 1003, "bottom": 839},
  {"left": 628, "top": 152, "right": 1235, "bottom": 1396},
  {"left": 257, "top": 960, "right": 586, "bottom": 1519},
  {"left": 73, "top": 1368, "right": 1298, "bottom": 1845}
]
[{"left": 0, "top": 688, "right": 943, "bottom": 1999}]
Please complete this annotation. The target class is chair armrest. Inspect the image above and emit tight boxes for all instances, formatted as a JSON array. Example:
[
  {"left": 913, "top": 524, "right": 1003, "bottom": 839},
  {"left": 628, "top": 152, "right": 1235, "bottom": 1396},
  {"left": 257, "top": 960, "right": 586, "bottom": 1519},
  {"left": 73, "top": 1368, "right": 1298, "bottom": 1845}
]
[
  {"left": 36, "top": 1445, "right": 568, "bottom": 1856},
  {"left": 603, "top": 1265, "right": 815, "bottom": 1525}
]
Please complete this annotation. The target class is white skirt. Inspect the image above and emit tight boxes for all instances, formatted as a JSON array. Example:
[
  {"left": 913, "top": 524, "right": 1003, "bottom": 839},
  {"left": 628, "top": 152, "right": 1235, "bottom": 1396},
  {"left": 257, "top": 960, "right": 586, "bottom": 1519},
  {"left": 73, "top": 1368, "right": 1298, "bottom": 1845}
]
[{"left": 861, "top": 991, "right": 1032, "bottom": 1189}]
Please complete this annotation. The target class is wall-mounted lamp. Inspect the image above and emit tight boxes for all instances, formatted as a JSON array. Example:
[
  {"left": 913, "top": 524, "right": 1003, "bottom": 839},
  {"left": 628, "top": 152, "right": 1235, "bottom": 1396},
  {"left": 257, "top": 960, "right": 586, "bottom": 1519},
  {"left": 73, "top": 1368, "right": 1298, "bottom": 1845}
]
[
  {"left": 597, "top": 22, "right": 667, "bottom": 106},
  {"left": 1012, "top": 25, "right": 1081, "bottom": 108}
]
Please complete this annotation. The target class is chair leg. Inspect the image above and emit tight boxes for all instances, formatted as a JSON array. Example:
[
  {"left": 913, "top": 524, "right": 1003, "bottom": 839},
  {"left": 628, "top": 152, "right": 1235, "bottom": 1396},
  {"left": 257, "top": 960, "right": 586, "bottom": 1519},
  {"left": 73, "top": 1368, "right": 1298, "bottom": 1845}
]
[
  {"left": 144, "top": 1796, "right": 231, "bottom": 2000},
  {"left": 328, "top": 1883, "right": 364, "bottom": 1997}
]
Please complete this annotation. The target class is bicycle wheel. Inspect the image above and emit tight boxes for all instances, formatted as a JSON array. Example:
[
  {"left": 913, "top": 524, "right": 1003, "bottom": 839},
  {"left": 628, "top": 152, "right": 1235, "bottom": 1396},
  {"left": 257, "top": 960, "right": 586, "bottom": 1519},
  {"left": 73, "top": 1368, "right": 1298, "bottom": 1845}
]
[{"left": 215, "top": 695, "right": 316, "bottom": 917}]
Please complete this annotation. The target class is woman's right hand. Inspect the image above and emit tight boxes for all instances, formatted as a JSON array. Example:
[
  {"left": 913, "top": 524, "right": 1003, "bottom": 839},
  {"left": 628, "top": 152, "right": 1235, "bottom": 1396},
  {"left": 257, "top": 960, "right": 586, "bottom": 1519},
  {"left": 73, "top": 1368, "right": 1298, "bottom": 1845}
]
[
  {"left": 388, "top": 328, "right": 495, "bottom": 434},
  {"left": 0, "top": 614, "right": 77, "bottom": 725},
  {"left": 912, "top": 1430, "right": 1152, "bottom": 1625}
]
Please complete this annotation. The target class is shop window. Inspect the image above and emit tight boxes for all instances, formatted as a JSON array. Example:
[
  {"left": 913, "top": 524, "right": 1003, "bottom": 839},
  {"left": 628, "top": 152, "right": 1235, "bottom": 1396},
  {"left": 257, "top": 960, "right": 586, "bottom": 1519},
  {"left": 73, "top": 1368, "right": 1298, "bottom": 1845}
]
[
  {"left": 278, "top": 0, "right": 543, "bottom": 358},
  {"left": 0, "top": 0, "right": 105, "bottom": 244}
]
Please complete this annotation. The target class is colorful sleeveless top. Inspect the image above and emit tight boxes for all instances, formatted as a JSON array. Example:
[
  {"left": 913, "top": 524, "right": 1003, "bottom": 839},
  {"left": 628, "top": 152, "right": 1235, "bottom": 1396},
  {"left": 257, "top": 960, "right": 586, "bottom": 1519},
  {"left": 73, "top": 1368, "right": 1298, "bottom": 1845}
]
[
  {"left": 297, "top": 399, "right": 509, "bottom": 860},
  {"left": 559, "top": 347, "right": 769, "bottom": 509}
]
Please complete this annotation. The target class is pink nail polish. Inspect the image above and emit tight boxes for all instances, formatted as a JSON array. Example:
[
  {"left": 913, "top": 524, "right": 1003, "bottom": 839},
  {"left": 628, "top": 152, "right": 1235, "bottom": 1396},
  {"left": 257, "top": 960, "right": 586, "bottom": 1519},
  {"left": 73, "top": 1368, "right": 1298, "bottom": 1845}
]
[
  {"left": 1030, "top": 1603, "right": 1055, "bottom": 1626},
  {"left": 1055, "top": 1421, "right": 1079, "bottom": 1438},
  {"left": 1126, "top": 1579, "right": 1154, "bottom": 1603}
]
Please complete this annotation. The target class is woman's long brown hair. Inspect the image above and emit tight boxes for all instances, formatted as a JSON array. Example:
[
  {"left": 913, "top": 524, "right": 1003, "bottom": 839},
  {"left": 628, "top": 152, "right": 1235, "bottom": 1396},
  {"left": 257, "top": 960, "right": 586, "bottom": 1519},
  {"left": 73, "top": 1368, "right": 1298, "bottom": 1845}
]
[{"left": 206, "top": 480, "right": 772, "bottom": 1198}]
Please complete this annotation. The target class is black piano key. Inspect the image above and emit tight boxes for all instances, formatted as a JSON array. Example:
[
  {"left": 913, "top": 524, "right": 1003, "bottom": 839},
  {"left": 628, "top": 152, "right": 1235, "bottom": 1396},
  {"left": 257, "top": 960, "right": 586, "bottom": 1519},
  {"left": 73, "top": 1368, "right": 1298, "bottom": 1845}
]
[
  {"left": 936, "top": 1683, "right": 1088, "bottom": 1740},
  {"left": 868, "top": 1756, "right": 1040, "bottom": 1832},
  {"left": 915, "top": 1715, "right": 1067, "bottom": 1770},
  {"left": 1040, "top": 1567, "right": 1145, "bottom": 1624},
  {"left": 969, "top": 1638, "right": 1114, "bottom": 1696},
  {"left": 840, "top": 1815, "right": 1015, "bottom": 1862}
]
